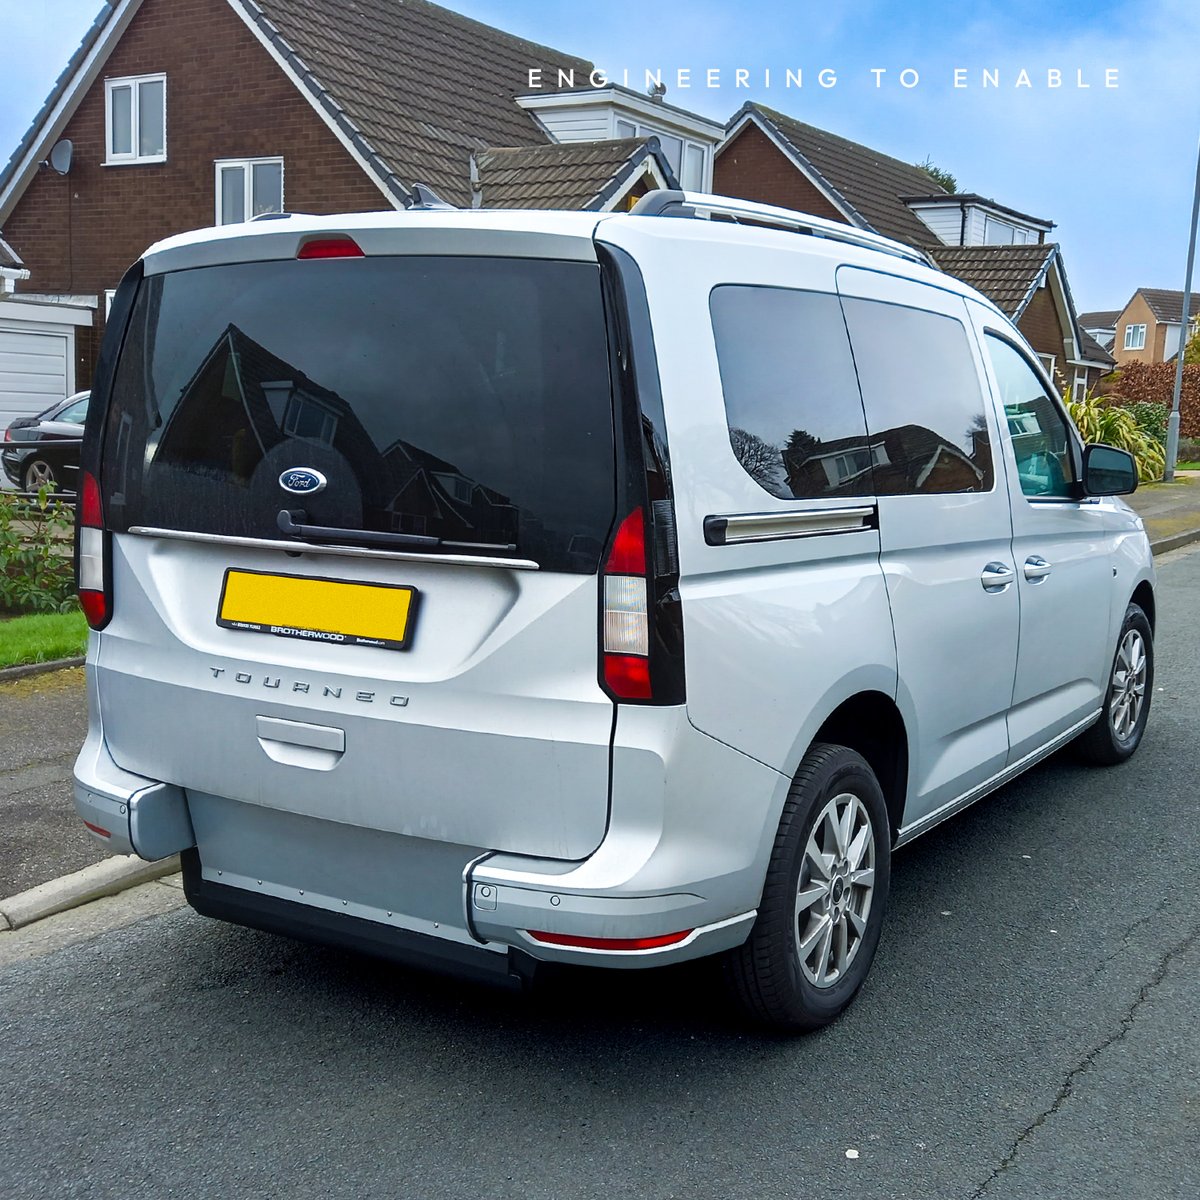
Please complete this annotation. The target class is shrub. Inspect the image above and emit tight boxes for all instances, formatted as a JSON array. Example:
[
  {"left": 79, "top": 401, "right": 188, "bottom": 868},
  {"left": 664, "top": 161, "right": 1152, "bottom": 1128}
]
[
  {"left": 0, "top": 488, "right": 78, "bottom": 614},
  {"left": 1126, "top": 401, "right": 1168, "bottom": 446},
  {"left": 1066, "top": 391, "right": 1165, "bottom": 483}
]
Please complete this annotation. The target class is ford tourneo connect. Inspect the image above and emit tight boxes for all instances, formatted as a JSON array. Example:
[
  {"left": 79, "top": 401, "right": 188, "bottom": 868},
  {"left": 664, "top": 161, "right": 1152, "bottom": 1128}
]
[{"left": 73, "top": 191, "right": 1155, "bottom": 1030}]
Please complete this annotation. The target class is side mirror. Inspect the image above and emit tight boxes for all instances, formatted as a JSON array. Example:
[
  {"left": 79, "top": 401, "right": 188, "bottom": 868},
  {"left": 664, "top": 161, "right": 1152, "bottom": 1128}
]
[{"left": 1082, "top": 443, "right": 1138, "bottom": 496}]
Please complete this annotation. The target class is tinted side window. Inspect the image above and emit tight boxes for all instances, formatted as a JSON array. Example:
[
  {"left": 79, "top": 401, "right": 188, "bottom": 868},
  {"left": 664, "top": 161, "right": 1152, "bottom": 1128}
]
[
  {"left": 984, "top": 334, "right": 1078, "bottom": 499},
  {"left": 841, "top": 298, "right": 994, "bottom": 495},
  {"left": 710, "top": 286, "right": 872, "bottom": 500}
]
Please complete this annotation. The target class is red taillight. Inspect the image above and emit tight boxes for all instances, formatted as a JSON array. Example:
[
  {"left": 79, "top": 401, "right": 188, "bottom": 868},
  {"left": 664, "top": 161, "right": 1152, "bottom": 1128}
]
[
  {"left": 603, "top": 654, "right": 651, "bottom": 700},
  {"left": 77, "top": 470, "right": 110, "bottom": 629},
  {"left": 527, "top": 928, "right": 693, "bottom": 952},
  {"left": 297, "top": 236, "right": 365, "bottom": 259},
  {"left": 605, "top": 508, "right": 646, "bottom": 574},
  {"left": 601, "top": 507, "right": 652, "bottom": 701},
  {"left": 80, "top": 470, "right": 103, "bottom": 527}
]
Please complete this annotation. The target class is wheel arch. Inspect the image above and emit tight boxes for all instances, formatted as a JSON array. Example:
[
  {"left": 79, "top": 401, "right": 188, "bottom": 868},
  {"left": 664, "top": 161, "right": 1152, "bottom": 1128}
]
[
  {"left": 1130, "top": 579, "right": 1155, "bottom": 633},
  {"left": 811, "top": 691, "right": 909, "bottom": 843}
]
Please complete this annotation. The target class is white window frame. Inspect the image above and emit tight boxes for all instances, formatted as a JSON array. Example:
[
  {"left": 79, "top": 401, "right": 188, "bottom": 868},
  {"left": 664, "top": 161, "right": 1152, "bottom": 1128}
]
[
  {"left": 1123, "top": 323, "right": 1147, "bottom": 351},
  {"left": 609, "top": 116, "right": 710, "bottom": 190},
  {"left": 214, "top": 157, "right": 285, "bottom": 225},
  {"left": 104, "top": 289, "right": 116, "bottom": 319},
  {"left": 104, "top": 73, "right": 166, "bottom": 165}
]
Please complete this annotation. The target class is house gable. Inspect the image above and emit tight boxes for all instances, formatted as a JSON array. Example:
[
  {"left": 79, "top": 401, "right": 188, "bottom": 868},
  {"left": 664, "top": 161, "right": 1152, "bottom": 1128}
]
[
  {"left": 1, "top": 0, "right": 390, "bottom": 385},
  {"left": 714, "top": 120, "right": 851, "bottom": 227}
]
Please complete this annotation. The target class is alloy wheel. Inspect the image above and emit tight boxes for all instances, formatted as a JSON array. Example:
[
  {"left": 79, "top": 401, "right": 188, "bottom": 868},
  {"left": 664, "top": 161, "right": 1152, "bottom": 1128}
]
[
  {"left": 794, "top": 791, "right": 876, "bottom": 988},
  {"left": 1109, "top": 628, "right": 1147, "bottom": 743}
]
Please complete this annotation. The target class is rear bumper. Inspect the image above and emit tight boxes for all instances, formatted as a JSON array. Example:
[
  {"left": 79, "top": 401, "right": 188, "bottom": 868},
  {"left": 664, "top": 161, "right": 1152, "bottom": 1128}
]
[{"left": 74, "top": 703, "right": 786, "bottom": 973}]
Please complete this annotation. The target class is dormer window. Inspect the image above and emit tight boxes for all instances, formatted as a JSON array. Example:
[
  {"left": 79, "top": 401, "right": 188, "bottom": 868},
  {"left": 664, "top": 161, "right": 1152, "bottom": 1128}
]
[{"left": 105, "top": 74, "right": 166, "bottom": 164}]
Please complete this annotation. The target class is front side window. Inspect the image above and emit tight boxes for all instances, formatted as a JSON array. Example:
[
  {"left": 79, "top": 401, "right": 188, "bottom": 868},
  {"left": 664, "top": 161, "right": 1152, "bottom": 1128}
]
[
  {"left": 216, "top": 158, "right": 284, "bottom": 224},
  {"left": 711, "top": 286, "right": 872, "bottom": 500},
  {"left": 105, "top": 74, "right": 166, "bottom": 163},
  {"left": 985, "top": 334, "right": 1078, "bottom": 499},
  {"left": 841, "top": 298, "right": 994, "bottom": 495},
  {"left": 1123, "top": 323, "right": 1147, "bottom": 351}
]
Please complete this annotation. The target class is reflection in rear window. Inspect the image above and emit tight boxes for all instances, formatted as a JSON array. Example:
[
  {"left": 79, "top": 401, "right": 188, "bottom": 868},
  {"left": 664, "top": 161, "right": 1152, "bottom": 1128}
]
[{"left": 102, "top": 256, "right": 616, "bottom": 572}]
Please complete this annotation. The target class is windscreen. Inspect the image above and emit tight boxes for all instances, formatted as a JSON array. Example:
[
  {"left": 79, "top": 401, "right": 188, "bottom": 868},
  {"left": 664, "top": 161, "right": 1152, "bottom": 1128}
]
[{"left": 100, "top": 255, "right": 616, "bottom": 572}]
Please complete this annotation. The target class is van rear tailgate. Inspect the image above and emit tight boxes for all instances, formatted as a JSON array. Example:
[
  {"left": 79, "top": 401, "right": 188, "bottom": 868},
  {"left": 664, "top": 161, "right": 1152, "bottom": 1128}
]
[{"left": 96, "top": 533, "right": 614, "bottom": 861}]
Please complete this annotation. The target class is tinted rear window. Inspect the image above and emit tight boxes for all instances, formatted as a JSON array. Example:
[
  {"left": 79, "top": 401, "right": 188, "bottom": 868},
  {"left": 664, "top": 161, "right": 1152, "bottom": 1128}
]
[{"left": 101, "top": 256, "right": 616, "bottom": 572}]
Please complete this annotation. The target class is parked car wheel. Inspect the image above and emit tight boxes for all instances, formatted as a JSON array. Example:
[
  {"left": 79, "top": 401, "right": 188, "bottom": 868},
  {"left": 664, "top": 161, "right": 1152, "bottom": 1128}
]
[
  {"left": 22, "top": 458, "right": 59, "bottom": 493},
  {"left": 1074, "top": 603, "right": 1154, "bottom": 765},
  {"left": 725, "top": 743, "right": 891, "bottom": 1031}
]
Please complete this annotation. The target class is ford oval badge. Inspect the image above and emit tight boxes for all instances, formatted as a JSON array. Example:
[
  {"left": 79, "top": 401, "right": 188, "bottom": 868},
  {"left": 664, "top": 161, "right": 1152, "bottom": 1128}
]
[{"left": 279, "top": 467, "right": 327, "bottom": 496}]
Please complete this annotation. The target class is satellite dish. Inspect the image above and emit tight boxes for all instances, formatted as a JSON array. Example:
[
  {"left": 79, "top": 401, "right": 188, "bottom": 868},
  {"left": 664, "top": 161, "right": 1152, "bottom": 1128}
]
[{"left": 48, "top": 139, "right": 73, "bottom": 175}]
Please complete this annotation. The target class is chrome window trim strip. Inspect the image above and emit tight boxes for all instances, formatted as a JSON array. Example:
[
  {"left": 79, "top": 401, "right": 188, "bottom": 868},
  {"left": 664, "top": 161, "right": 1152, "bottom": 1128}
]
[
  {"left": 705, "top": 505, "right": 876, "bottom": 546},
  {"left": 127, "top": 527, "right": 541, "bottom": 571}
]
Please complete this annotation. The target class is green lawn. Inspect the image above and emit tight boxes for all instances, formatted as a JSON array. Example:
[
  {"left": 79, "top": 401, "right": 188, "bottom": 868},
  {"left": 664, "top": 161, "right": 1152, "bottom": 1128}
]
[
  {"left": 0, "top": 609, "right": 88, "bottom": 669},
  {"left": 1178, "top": 462, "right": 1200, "bottom": 472}
]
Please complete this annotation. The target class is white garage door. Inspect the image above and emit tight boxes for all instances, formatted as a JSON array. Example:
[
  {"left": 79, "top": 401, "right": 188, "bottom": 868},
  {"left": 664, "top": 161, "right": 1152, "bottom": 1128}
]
[{"left": 0, "top": 325, "right": 71, "bottom": 432}]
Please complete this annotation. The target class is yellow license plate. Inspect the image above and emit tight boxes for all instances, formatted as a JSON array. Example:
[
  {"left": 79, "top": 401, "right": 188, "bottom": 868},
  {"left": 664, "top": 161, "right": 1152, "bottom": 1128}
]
[{"left": 217, "top": 569, "right": 418, "bottom": 651}]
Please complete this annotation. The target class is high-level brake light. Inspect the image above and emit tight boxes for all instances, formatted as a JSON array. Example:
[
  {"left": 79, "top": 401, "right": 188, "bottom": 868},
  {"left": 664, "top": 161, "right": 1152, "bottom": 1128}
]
[{"left": 297, "top": 236, "right": 365, "bottom": 259}]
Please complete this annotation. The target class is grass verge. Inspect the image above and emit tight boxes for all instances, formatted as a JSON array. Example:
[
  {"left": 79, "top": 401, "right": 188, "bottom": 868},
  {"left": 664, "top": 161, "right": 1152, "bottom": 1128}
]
[{"left": 0, "top": 608, "right": 88, "bottom": 669}]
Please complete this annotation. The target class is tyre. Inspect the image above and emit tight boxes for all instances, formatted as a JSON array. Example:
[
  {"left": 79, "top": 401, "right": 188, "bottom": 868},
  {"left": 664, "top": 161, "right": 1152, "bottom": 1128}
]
[
  {"left": 1074, "top": 603, "right": 1153, "bottom": 766},
  {"left": 725, "top": 743, "right": 891, "bottom": 1032},
  {"left": 22, "top": 458, "right": 59, "bottom": 493}
]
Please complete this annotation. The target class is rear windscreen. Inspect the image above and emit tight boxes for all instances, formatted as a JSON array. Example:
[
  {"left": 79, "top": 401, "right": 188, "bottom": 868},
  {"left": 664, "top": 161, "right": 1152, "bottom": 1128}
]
[{"left": 101, "top": 255, "right": 616, "bottom": 572}]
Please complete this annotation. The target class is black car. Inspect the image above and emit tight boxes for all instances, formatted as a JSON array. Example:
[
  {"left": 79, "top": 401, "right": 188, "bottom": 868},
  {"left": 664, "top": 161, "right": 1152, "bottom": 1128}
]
[{"left": 2, "top": 391, "right": 89, "bottom": 494}]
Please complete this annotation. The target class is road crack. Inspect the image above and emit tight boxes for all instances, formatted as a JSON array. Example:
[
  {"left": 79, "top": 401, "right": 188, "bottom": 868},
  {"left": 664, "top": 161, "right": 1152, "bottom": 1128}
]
[{"left": 969, "top": 922, "right": 1200, "bottom": 1199}]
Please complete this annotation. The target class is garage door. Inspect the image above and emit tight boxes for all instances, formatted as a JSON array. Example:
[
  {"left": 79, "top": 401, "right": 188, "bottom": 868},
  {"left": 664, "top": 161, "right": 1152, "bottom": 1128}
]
[{"left": 0, "top": 326, "right": 70, "bottom": 432}]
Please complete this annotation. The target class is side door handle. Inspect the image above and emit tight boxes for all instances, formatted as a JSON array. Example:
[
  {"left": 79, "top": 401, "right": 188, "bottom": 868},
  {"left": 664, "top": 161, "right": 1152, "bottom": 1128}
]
[
  {"left": 1024, "top": 555, "right": 1052, "bottom": 582},
  {"left": 980, "top": 562, "right": 1015, "bottom": 592}
]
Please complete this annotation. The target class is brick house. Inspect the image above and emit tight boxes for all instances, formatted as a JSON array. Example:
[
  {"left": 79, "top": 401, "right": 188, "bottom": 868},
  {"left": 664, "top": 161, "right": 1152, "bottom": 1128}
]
[
  {"left": 1111, "top": 289, "right": 1196, "bottom": 365},
  {"left": 0, "top": 0, "right": 724, "bottom": 425},
  {"left": 715, "top": 102, "right": 1113, "bottom": 398}
]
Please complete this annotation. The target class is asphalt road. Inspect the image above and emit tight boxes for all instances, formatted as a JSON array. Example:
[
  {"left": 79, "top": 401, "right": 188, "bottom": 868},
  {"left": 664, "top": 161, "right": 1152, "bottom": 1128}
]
[
  {"left": 1, "top": 549, "right": 1198, "bottom": 1199},
  {"left": 0, "top": 667, "right": 102, "bottom": 897}
]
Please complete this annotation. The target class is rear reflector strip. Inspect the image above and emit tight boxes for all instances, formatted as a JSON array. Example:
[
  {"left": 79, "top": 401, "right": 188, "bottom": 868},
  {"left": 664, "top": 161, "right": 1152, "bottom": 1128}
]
[
  {"left": 82, "top": 821, "right": 111, "bottom": 838},
  {"left": 527, "top": 928, "right": 693, "bottom": 951}
]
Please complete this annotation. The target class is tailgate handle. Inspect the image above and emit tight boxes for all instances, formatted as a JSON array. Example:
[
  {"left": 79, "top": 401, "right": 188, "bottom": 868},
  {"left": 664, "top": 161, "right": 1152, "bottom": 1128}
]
[
  {"left": 256, "top": 716, "right": 345, "bottom": 752},
  {"left": 256, "top": 716, "right": 345, "bottom": 770}
]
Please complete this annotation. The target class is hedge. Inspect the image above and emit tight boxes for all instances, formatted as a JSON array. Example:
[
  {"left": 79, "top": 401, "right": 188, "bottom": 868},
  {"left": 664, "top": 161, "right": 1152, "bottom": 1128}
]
[{"left": 1100, "top": 362, "right": 1200, "bottom": 437}]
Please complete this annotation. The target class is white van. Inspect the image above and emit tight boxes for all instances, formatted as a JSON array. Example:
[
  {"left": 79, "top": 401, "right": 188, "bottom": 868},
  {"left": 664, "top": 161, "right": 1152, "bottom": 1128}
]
[{"left": 73, "top": 191, "right": 1154, "bottom": 1030}]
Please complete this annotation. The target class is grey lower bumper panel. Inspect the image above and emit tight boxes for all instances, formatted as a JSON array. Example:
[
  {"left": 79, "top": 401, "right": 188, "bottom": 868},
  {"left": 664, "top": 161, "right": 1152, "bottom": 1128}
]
[{"left": 180, "top": 849, "right": 534, "bottom": 990}]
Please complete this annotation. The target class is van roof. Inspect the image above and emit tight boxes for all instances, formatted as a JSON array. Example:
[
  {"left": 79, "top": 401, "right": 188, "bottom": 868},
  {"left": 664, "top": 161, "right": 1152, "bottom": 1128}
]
[{"left": 138, "top": 198, "right": 1007, "bottom": 322}]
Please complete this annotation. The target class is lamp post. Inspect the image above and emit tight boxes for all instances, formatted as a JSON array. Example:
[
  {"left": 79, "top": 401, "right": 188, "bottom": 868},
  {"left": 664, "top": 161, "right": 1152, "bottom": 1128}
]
[{"left": 1164, "top": 135, "right": 1200, "bottom": 481}]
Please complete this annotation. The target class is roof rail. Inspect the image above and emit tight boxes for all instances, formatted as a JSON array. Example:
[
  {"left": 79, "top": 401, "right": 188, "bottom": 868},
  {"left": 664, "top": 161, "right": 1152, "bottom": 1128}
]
[{"left": 627, "top": 189, "right": 928, "bottom": 266}]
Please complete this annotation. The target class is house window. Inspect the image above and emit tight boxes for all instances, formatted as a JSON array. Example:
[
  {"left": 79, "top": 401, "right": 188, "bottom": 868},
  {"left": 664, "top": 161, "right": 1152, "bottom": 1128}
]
[
  {"left": 105, "top": 74, "right": 166, "bottom": 163},
  {"left": 1073, "top": 371, "right": 1088, "bottom": 402},
  {"left": 1123, "top": 323, "right": 1147, "bottom": 351},
  {"left": 215, "top": 158, "right": 284, "bottom": 224},
  {"left": 104, "top": 289, "right": 116, "bottom": 319},
  {"left": 984, "top": 217, "right": 1017, "bottom": 245},
  {"left": 610, "top": 117, "right": 709, "bottom": 190}
]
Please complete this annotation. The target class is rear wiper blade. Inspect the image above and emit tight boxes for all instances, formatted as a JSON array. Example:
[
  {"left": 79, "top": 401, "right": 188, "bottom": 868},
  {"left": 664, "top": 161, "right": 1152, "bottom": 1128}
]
[{"left": 276, "top": 510, "right": 517, "bottom": 554}]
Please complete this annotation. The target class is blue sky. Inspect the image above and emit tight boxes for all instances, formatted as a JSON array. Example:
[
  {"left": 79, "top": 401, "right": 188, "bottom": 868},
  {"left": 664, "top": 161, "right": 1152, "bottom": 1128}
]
[{"left": 2, "top": 0, "right": 1198, "bottom": 311}]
